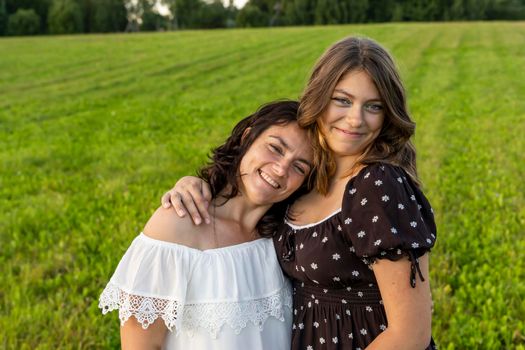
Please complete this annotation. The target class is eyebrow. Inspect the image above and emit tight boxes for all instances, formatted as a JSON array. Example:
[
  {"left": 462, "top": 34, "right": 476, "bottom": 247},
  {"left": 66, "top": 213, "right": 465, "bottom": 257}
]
[
  {"left": 269, "top": 135, "right": 313, "bottom": 168},
  {"left": 333, "top": 88, "right": 382, "bottom": 102}
]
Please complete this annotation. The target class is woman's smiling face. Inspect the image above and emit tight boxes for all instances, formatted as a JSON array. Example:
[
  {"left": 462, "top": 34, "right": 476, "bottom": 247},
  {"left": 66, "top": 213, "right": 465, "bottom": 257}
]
[
  {"left": 320, "top": 69, "right": 385, "bottom": 159},
  {"left": 239, "top": 122, "right": 313, "bottom": 207}
]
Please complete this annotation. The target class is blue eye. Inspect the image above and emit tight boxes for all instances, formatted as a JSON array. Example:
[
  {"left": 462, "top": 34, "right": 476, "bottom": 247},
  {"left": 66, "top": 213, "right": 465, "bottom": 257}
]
[
  {"left": 332, "top": 97, "right": 352, "bottom": 106},
  {"left": 365, "top": 103, "right": 384, "bottom": 112}
]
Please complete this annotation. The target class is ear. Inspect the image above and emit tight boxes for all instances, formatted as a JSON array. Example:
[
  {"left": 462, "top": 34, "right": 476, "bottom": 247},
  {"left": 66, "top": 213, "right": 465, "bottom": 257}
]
[{"left": 241, "top": 127, "right": 252, "bottom": 143}]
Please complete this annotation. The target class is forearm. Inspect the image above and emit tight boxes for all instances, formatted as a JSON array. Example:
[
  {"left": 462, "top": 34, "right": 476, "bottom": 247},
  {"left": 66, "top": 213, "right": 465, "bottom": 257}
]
[
  {"left": 121, "top": 318, "right": 167, "bottom": 350},
  {"left": 365, "top": 327, "right": 431, "bottom": 350}
]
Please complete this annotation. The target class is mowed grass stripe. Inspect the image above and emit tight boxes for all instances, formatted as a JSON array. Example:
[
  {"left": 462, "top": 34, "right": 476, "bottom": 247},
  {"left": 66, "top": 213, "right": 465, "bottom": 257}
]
[{"left": 431, "top": 23, "right": 525, "bottom": 349}]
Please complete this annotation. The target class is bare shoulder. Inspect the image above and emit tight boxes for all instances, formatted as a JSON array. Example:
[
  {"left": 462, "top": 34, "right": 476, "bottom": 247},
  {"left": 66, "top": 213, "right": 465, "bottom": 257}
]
[{"left": 143, "top": 207, "right": 200, "bottom": 246}]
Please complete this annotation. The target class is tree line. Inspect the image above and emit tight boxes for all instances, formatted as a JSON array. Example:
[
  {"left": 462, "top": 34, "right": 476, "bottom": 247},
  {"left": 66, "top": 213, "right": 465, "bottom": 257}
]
[{"left": 1, "top": 0, "right": 524, "bottom": 36}]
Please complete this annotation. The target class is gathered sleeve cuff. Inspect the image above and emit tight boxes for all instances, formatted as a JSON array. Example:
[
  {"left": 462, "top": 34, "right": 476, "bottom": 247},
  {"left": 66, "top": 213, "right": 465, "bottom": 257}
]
[{"left": 341, "top": 163, "right": 437, "bottom": 287}]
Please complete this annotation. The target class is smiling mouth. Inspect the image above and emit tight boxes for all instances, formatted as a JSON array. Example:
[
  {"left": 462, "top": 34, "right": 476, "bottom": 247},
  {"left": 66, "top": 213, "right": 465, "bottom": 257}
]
[
  {"left": 335, "top": 127, "right": 364, "bottom": 136},
  {"left": 258, "top": 170, "right": 280, "bottom": 189}
]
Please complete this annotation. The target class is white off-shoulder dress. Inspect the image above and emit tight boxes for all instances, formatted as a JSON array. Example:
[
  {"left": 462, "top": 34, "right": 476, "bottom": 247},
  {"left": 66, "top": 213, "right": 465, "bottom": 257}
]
[{"left": 99, "top": 233, "right": 292, "bottom": 349}]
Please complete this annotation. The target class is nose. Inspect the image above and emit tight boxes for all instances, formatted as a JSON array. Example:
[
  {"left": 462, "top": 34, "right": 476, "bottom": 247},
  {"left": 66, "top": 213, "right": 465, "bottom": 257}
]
[
  {"left": 345, "top": 105, "right": 364, "bottom": 128},
  {"left": 272, "top": 159, "right": 289, "bottom": 177}
]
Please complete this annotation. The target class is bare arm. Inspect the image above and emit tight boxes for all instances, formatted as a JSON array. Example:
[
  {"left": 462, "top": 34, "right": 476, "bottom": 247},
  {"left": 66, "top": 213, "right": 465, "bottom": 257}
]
[
  {"left": 365, "top": 254, "right": 433, "bottom": 350},
  {"left": 161, "top": 176, "right": 212, "bottom": 225},
  {"left": 121, "top": 317, "right": 168, "bottom": 350}
]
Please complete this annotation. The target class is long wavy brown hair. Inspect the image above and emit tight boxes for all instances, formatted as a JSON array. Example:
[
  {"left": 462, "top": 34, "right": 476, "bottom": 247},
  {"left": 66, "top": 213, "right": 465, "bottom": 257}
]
[
  {"left": 299, "top": 36, "right": 420, "bottom": 186},
  {"left": 198, "top": 100, "right": 326, "bottom": 237}
]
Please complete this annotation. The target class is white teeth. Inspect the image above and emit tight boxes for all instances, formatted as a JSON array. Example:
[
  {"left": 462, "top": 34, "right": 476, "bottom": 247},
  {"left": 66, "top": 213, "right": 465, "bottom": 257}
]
[{"left": 259, "top": 170, "right": 280, "bottom": 189}]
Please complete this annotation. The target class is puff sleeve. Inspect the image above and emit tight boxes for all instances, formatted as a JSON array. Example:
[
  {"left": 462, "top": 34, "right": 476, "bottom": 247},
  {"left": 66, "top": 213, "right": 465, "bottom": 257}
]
[
  {"left": 341, "top": 163, "right": 437, "bottom": 287},
  {"left": 99, "top": 233, "right": 192, "bottom": 332}
]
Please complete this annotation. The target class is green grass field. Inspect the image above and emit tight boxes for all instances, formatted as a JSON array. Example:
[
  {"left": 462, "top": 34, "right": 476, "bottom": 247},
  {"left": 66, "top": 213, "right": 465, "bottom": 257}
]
[{"left": 1, "top": 22, "right": 524, "bottom": 349}]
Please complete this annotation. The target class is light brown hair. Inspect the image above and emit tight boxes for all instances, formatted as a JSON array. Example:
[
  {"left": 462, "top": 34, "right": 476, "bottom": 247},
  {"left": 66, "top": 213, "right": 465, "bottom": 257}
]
[{"left": 299, "top": 36, "right": 420, "bottom": 186}]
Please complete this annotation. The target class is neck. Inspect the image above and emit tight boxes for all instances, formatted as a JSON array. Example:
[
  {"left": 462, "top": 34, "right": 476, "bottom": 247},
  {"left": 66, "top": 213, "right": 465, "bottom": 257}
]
[
  {"left": 331, "top": 154, "right": 362, "bottom": 183},
  {"left": 212, "top": 193, "right": 271, "bottom": 235}
]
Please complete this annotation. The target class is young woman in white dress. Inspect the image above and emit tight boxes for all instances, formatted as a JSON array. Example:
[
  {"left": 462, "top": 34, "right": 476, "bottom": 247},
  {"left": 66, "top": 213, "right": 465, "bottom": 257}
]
[{"left": 99, "top": 100, "right": 327, "bottom": 349}]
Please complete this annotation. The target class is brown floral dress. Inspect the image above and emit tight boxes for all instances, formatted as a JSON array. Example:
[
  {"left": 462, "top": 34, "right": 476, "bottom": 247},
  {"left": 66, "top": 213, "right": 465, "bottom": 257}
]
[{"left": 273, "top": 163, "right": 437, "bottom": 350}]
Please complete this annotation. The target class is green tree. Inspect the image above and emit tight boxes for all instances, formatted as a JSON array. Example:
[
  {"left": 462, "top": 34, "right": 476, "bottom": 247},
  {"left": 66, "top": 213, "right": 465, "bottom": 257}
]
[
  {"left": 367, "top": 0, "right": 394, "bottom": 22},
  {"left": 283, "top": 0, "right": 316, "bottom": 25},
  {"left": 7, "top": 8, "right": 40, "bottom": 35},
  {"left": 91, "top": 0, "right": 127, "bottom": 32},
  {"left": 314, "top": 0, "right": 341, "bottom": 24},
  {"left": 48, "top": 0, "right": 83, "bottom": 34},
  {"left": 236, "top": 3, "right": 269, "bottom": 27},
  {"left": 6, "top": 0, "right": 51, "bottom": 33},
  {"left": 0, "top": 0, "right": 7, "bottom": 35},
  {"left": 198, "top": 0, "right": 228, "bottom": 28}
]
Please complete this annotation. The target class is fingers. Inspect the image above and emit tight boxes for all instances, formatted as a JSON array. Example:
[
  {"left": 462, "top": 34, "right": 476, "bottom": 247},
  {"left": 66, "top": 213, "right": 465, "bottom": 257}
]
[
  {"left": 178, "top": 189, "right": 205, "bottom": 225},
  {"left": 161, "top": 191, "right": 173, "bottom": 209}
]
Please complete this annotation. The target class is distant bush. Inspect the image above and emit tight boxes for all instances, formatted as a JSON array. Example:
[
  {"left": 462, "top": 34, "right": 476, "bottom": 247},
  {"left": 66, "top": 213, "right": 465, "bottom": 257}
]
[
  {"left": 236, "top": 4, "right": 269, "bottom": 27},
  {"left": 48, "top": 0, "right": 83, "bottom": 34},
  {"left": 7, "top": 9, "right": 41, "bottom": 36}
]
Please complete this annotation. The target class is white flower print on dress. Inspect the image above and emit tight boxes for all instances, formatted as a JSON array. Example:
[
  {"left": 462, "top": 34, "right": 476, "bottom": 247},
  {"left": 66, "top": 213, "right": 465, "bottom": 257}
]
[
  {"left": 352, "top": 270, "right": 359, "bottom": 277},
  {"left": 375, "top": 180, "right": 383, "bottom": 186},
  {"left": 298, "top": 323, "right": 304, "bottom": 330},
  {"left": 358, "top": 291, "right": 363, "bottom": 297},
  {"left": 307, "top": 346, "right": 313, "bottom": 350},
  {"left": 364, "top": 172, "right": 370, "bottom": 179},
  {"left": 380, "top": 324, "right": 387, "bottom": 331},
  {"left": 312, "top": 231, "right": 318, "bottom": 237},
  {"left": 319, "top": 337, "right": 325, "bottom": 344},
  {"left": 332, "top": 337, "right": 338, "bottom": 344},
  {"left": 410, "top": 221, "right": 417, "bottom": 227},
  {"left": 346, "top": 309, "right": 351, "bottom": 316},
  {"left": 360, "top": 329, "right": 367, "bottom": 335},
  {"left": 382, "top": 195, "right": 389, "bottom": 202},
  {"left": 345, "top": 217, "right": 352, "bottom": 225},
  {"left": 374, "top": 239, "right": 382, "bottom": 246},
  {"left": 357, "top": 231, "right": 366, "bottom": 238},
  {"left": 332, "top": 253, "right": 341, "bottom": 260},
  {"left": 313, "top": 321, "right": 319, "bottom": 328},
  {"left": 299, "top": 243, "right": 304, "bottom": 249},
  {"left": 361, "top": 198, "right": 368, "bottom": 206},
  {"left": 341, "top": 299, "right": 347, "bottom": 304},
  {"left": 410, "top": 194, "right": 416, "bottom": 201},
  {"left": 412, "top": 242, "right": 420, "bottom": 248},
  {"left": 348, "top": 333, "right": 353, "bottom": 339},
  {"left": 427, "top": 239, "right": 432, "bottom": 244},
  {"left": 372, "top": 215, "right": 378, "bottom": 223},
  {"left": 390, "top": 227, "right": 398, "bottom": 234},
  {"left": 311, "top": 263, "right": 318, "bottom": 270},
  {"left": 333, "top": 276, "right": 340, "bottom": 282},
  {"left": 322, "top": 236, "right": 328, "bottom": 243},
  {"left": 337, "top": 225, "right": 342, "bottom": 231},
  {"left": 349, "top": 188, "right": 357, "bottom": 195},
  {"left": 366, "top": 306, "right": 373, "bottom": 312},
  {"left": 397, "top": 177, "right": 403, "bottom": 183},
  {"left": 398, "top": 203, "right": 405, "bottom": 210}
]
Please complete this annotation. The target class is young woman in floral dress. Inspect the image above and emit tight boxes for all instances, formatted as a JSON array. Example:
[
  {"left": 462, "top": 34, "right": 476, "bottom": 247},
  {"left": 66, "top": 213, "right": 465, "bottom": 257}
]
[{"left": 164, "top": 36, "right": 437, "bottom": 350}]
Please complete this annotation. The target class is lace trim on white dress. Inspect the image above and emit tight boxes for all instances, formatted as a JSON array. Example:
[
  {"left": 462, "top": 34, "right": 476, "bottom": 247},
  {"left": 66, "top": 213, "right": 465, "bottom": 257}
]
[
  {"left": 99, "top": 283, "right": 183, "bottom": 331},
  {"left": 182, "top": 284, "right": 292, "bottom": 338},
  {"left": 99, "top": 283, "right": 292, "bottom": 337}
]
